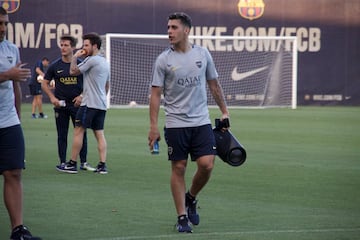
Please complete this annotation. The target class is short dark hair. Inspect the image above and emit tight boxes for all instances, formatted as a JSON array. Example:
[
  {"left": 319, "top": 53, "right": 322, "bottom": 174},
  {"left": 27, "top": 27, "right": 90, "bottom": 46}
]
[
  {"left": 60, "top": 35, "right": 77, "bottom": 47},
  {"left": 168, "top": 12, "right": 192, "bottom": 29},
  {"left": 82, "top": 32, "right": 102, "bottom": 50},
  {"left": 0, "top": 6, "right": 8, "bottom": 15}
]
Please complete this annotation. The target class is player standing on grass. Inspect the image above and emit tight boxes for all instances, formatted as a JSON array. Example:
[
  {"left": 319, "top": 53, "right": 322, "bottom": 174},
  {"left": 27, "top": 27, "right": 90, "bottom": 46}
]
[
  {"left": 28, "top": 57, "right": 49, "bottom": 119},
  {"left": 0, "top": 7, "right": 42, "bottom": 240},
  {"left": 41, "top": 35, "right": 96, "bottom": 172},
  {"left": 60, "top": 32, "right": 110, "bottom": 174},
  {"left": 148, "top": 12, "right": 229, "bottom": 233}
]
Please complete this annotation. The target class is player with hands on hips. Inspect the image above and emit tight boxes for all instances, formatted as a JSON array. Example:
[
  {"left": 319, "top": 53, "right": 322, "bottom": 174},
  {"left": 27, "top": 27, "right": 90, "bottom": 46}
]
[{"left": 148, "top": 12, "right": 229, "bottom": 233}]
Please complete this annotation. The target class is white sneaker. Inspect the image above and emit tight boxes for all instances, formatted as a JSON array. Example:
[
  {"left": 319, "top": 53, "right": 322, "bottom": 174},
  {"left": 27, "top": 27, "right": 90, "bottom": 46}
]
[{"left": 80, "top": 162, "right": 96, "bottom": 171}]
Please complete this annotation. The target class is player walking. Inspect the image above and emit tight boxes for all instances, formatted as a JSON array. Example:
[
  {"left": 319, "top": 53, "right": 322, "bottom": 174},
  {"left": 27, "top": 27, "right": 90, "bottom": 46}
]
[
  {"left": 148, "top": 12, "right": 229, "bottom": 233},
  {"left": 42, "top": 35, "right": 95, "bottom": 172}
]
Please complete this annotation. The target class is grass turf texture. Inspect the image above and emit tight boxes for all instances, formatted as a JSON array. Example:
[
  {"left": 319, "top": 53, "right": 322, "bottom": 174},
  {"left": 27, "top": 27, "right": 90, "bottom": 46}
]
[{"left": 0, "top": 104, "right": 359, "bottom": 240}]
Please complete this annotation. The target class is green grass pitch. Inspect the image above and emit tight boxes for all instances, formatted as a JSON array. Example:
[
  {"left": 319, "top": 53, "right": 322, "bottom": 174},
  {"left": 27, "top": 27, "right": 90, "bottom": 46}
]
[{"left": 1, "top": 104, "right": 359, "bottom": 240}]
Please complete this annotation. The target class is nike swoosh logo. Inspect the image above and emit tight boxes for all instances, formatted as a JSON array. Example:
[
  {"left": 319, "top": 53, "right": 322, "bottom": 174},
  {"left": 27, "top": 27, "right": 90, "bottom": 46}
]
[
  {"left": 231, "top": 66, "right": 268, "bottom": 81},
  {"left": 57, "top": 70, "right": 64, "bottom": 73},
  {"left": 64, "top": 166, "right": 75, "bottom": 170}
]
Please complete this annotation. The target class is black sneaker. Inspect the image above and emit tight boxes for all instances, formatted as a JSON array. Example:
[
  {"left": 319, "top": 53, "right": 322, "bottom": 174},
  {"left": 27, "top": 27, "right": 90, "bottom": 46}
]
[
  {"left": 94, "top": 162, "right": 108, "bottom": 174},
  {"left": 175, "top": 215, "right": 192, "bottom": 233},
  {"left": 56, "top": 160, "right": 78, "bottom": 174},
  {"left": 10, "top": 225, "right": 42, "bottom": 240},
  {"left": 55, "top": 162, "right": 65, "bottom": 171},
  {"left": 38, "top": 113, "right": 48, "bottom": 119},
  {"left": 186, "top": 192, "right": 200, "bottom": 225}
]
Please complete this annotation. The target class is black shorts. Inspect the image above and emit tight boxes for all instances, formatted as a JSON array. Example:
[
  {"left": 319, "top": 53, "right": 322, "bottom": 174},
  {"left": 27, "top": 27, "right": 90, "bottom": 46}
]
[
  {"left": 29, "top": 84, "right": 42, "bottom": 95},
  {"left": 0, "top": 125, "right": 25, "bottom": 174},
  {"left": 164, "top": 124, "right": 216, "bottom": 161},
  {"left": 75, "top": 106, "right": 106, "bottom": 130}
]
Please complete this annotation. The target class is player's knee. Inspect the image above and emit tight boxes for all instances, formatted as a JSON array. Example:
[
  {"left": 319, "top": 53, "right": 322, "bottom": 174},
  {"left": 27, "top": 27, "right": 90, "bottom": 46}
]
[
  {"left": 197, "top": 156, "right": 214, "bottom": 172},
  {"left": 172, "top": 161, "right": 187, "bottom": 175},
  {"left": 3, "top": 169, "right": 22, "bottom": 181}
]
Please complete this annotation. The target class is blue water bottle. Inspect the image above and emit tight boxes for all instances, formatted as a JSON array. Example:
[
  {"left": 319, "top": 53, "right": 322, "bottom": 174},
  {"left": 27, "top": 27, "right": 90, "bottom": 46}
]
[{"left": 151, "top": 140, "right": 159, "bottom": 154}]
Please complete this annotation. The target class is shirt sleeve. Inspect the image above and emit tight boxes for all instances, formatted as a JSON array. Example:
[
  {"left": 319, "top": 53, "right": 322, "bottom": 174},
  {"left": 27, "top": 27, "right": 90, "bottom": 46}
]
[
  {"left": 44, "top": 63, "right": 54, "bottom": 80},
  {"left": 204, "top": 47, "right": 218, "bottom": 81},
  {"left": 15, "top": 47, "right": 21, "bottom": 65},
  {"left": 78, "top": 56, "right": 92, "bottom": 74},
  {"left": 151, "top": 55, "right": 165, "bottom": 87}
]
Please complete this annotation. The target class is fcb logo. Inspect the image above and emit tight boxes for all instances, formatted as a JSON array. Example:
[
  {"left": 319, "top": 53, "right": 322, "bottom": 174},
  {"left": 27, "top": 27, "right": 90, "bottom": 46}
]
[
  {"left": 237, "top": 0, "right": 265, "bottom": 21},
  {"left": 0, "top": 0, "right": 20, "bottom": 14},
  {"left": 7, "top": 56, "right": 13, "bottom": 64}
]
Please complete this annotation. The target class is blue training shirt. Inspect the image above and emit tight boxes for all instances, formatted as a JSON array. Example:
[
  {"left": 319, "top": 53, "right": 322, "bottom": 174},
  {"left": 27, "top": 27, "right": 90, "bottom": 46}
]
[{"left": 45, "top": 57, "right": 83, "bottom": 102}]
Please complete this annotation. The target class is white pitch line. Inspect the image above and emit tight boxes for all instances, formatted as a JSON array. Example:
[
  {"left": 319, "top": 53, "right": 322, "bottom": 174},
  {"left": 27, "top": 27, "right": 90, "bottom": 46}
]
[{"left": 90, "top": 227, "right": 360, "bottom": 240}]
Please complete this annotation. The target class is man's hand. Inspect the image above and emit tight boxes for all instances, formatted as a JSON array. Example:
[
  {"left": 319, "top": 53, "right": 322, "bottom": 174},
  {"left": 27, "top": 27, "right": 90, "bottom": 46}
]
[
  {"left": 8, "top": 63, "right": 31, "bottom": 82},
  {"left": 148, "top": 128, "right": 161, "bottom": 152},
  {"left": 73, "top": 95, "right": 82, "bottom": 107}
]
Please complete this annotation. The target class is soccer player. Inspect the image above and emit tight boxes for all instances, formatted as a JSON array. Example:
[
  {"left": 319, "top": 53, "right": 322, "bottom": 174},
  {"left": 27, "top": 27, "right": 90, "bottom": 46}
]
[
  {"left": 0, "top": 7, "right": 42, "bottom": 240},
  {"left": 61, "top": 32, "right": 110, "bottom": 174},
  {"left": 28, "top": 57, "right": 49, "bottom": 119},
  {"left": 42, "top": 35, "right": 95, "bottom": 172},
  {"left": 148, "top": 12, "right": 229, "bottom": 233}
]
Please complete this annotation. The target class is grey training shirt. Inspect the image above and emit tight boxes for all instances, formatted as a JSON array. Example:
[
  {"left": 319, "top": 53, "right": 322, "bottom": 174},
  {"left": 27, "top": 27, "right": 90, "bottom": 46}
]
[{"left": 152, "top": 45, "right": 218, "bottom": 128}]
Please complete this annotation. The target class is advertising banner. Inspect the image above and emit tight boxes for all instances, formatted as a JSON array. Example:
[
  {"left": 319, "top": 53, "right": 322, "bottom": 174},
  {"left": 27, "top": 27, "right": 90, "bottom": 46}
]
[{"left": 3, "top": 0, "right": 359, "bottom": 105}]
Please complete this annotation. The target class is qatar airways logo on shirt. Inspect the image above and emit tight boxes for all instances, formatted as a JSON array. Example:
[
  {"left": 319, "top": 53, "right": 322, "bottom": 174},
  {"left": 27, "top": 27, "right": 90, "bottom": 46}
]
[
  {"left": 59, "top": 76, "right": 78, "bottom": 84},
  {"left": 177, "top": 75, "right": 201, "bottom": 88}
]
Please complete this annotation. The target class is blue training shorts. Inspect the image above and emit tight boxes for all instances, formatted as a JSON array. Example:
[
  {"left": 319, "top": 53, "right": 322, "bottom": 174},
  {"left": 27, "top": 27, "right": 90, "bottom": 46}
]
[
  {"left": 75, "top": 106, "right": 106, "bottom": 130},
  {"left": 28, "top": 83, "right": 42, "bottom": 95},
  {"left": 164, "top": 124, "right": 217, "bottom": 161},
  {"left": 0, "top": 125, "right": 25, "bottom": 174}
]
